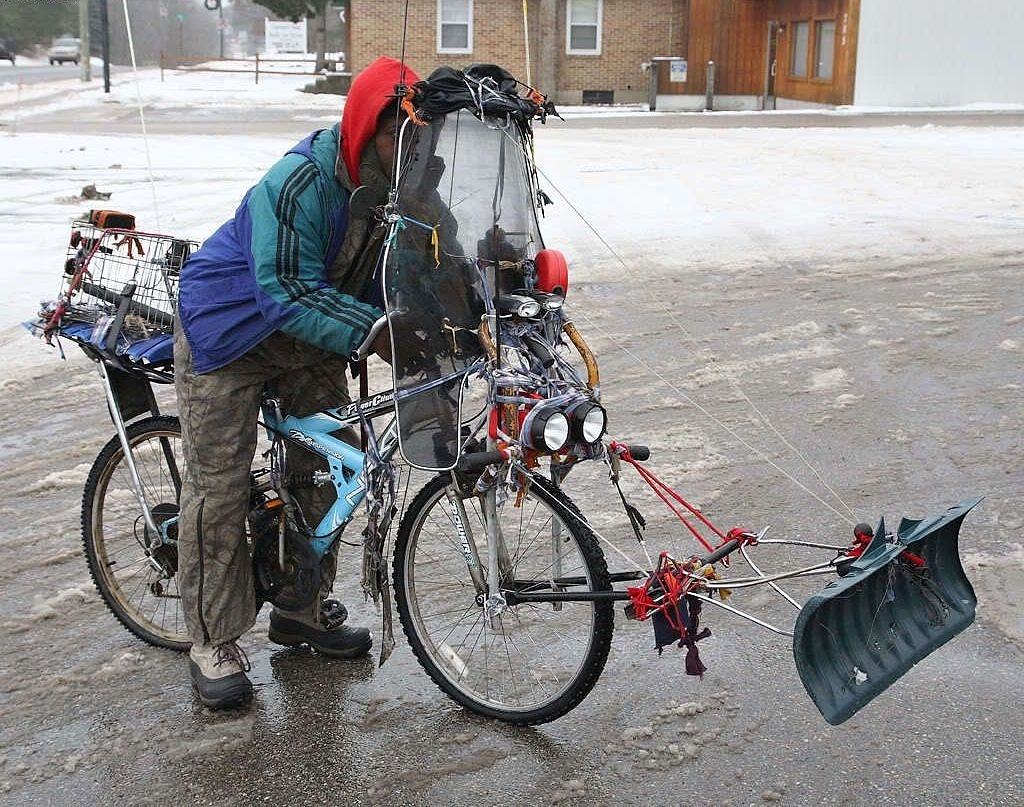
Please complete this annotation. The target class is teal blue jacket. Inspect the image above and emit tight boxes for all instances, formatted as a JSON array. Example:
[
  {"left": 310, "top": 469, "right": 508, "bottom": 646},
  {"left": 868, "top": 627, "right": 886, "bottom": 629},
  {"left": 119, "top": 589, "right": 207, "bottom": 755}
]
[{"left": 178, "top": 125, "right": 382, "bottom": 374}]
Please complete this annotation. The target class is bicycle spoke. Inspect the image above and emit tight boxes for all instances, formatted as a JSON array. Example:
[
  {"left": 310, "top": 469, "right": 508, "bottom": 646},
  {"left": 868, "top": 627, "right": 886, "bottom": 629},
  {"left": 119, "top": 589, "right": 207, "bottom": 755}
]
[
  {"left": 91, "top": 427, "right": 188, "bottom": 647},
  {"left": 403, "top": 480, "right": 604, "bottom": 715}
]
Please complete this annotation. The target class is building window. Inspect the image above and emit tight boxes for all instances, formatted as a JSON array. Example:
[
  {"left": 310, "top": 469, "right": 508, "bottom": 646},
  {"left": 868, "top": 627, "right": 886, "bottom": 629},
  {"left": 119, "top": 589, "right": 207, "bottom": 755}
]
[
  {"left": 567, "top": 0, "right": 602, "bottom": 55},
  {"left": 814, "top": 19, "right": 836, "bottom": 79},
  {"left": 790, "top": 21, "right": 809, "bottom": 77},
  {"left": 437, "top": 0, "right": 472, "bottom": 54}
]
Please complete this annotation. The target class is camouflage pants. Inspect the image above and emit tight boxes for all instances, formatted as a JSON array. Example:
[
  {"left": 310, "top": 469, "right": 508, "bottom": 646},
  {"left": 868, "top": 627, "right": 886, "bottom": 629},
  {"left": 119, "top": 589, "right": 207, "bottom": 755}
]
[{"left": 174, "top": 327, "right": 356, "bottom": 646}]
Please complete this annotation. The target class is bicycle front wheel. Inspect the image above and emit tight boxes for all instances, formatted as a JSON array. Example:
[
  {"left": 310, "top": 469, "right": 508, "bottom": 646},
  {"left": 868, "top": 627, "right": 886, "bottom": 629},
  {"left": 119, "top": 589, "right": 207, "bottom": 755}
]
[{"left": 394, "top": 473, "right": 614, "bottom": 724}]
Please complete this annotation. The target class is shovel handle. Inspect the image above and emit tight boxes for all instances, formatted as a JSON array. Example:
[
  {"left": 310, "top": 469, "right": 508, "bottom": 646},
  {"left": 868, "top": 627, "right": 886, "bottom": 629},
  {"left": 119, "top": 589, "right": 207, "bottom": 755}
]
[{"left": 700, "top": 538, "right": 742, "bottom": 566}]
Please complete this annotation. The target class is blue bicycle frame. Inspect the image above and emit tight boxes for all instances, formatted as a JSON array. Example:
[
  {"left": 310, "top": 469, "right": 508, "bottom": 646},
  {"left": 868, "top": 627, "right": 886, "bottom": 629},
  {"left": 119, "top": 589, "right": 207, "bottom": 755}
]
[{"left": 261, "top": 390, "right": 401, "bottom": 559}]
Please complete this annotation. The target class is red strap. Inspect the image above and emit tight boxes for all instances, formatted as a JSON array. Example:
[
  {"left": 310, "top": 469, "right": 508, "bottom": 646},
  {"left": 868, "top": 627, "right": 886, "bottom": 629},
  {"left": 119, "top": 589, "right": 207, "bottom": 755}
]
[{"left": 612, "top": 441, "right": 724, "bottom": 553}]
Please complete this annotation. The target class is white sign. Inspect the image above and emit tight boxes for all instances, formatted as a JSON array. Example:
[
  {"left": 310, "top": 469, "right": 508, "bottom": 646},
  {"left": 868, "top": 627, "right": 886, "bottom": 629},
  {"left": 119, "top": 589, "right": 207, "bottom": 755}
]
[
  {"left": 265, "top": 18, "right": 308, "bottom": 54},
  {"left": 670, "top": 59, "right": 688, "bottom": 83}
]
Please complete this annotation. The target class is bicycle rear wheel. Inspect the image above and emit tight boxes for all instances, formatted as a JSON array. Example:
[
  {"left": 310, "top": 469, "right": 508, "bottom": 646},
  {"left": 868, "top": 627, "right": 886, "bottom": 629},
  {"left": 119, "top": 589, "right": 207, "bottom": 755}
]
[
  {"left": 82, "top": 415, "right": 189, "bottom": 651},
  {"left": 394, "top": 473, "right": 614, "bottom": 724}
]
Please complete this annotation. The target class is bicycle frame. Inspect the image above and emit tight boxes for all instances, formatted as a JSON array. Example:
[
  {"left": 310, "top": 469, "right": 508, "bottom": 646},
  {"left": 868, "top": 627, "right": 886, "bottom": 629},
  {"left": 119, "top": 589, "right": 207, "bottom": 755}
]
[
  {"left": 259, "top": 391, "right": 401, "bottom": 559},
  {"left": 260, "top": 392, "right": 501, "bottom": 598}
]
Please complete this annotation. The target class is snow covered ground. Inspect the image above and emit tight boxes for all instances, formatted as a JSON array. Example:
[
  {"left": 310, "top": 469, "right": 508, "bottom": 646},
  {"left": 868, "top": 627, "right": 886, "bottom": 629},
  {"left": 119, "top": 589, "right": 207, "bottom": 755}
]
[{"left": 2, "top": 119, "right": 1023, "bottom": 333}]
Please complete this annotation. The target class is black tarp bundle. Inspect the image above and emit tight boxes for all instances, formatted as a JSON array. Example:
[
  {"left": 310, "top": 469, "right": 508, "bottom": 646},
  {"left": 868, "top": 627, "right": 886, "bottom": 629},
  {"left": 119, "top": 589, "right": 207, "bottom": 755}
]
[{"left": 407, "top": 64, "right": 557, "bottom": 126}]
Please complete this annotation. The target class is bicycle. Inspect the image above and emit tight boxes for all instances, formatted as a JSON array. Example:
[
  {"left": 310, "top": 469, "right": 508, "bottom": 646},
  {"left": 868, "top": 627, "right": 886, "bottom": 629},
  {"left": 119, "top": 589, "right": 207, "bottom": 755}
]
[{"left": 33, "top": 66, "right": 981, "bottom": 727}]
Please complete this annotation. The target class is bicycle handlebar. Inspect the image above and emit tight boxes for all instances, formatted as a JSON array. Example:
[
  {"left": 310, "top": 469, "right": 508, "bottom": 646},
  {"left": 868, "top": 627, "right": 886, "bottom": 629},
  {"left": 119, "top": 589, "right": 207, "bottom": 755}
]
[{"left": 456, "top": 449, "right": 508, "bottom": 472}]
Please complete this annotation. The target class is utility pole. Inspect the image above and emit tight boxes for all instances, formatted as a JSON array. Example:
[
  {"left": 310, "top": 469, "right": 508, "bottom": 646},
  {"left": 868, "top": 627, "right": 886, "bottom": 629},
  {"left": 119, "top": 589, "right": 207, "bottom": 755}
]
[
  {"left": 100, "top": 0, "right": 111, "bottom": 93},
  {"left": 79, "top": 0, "right": 92, "bottom": 82},
  {"left": 341, "top": 0, "right": 350, "bottom": 71}
]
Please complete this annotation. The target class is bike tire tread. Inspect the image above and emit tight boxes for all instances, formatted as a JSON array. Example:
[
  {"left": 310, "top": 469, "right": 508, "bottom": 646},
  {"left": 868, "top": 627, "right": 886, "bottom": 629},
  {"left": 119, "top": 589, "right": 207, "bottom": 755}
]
[
  {"left": 81, "top": 414, "right": 190, "bottom": 653},
  {"left": 393, "top": 473, "right": 615, "bottom": 725}
]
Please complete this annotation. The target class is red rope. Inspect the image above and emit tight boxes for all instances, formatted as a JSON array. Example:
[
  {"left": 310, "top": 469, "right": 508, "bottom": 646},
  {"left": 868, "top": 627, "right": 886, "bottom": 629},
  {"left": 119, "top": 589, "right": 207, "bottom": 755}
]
[{"left": 612, "top": 442, "right": 728, "bottom": 553}]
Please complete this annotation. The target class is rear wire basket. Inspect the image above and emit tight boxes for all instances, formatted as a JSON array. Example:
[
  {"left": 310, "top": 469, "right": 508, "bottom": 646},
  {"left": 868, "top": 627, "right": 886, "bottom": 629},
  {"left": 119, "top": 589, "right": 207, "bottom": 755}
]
[{"left": 61, "top": 221, "right": 195, "bottom": 338}]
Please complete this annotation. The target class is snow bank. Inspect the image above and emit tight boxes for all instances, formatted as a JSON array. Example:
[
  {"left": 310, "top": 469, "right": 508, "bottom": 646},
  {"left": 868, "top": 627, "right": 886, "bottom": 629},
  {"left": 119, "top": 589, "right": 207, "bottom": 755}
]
[
  {"left": 2, "top": 121, "right": 1023, "bottom": 350},
  {"left": 0, "top": 131, "right": 288, "bottom": 332},
  {"left": 533, "top": 123, "right": 1024, "bottom": 284},
  {"left": 0, "top": 65, "right": 342, "bottom": 118}
]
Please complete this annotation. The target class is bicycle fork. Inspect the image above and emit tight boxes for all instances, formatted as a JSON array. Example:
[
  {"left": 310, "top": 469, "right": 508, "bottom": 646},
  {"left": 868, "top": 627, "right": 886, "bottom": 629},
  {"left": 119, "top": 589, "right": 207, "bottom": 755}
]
[
  {"left": 445, "top": 476, "right": 510, "bottom": 628},
  {"left": 97, "top": 362, "right": 164, "bottom": 572}
]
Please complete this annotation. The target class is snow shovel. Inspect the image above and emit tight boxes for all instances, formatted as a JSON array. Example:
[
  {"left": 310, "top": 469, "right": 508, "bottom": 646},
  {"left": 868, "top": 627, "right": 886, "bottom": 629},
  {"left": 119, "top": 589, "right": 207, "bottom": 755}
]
[{"left": 793, "top": 498, "right": 981, "bottom": 725}]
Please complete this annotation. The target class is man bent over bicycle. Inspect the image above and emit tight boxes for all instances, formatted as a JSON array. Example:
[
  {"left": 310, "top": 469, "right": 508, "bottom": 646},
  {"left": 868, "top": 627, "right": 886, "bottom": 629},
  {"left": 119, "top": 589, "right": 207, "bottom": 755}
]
[{"left": 174, "top": 57, "right": 413, "bottom": 709}]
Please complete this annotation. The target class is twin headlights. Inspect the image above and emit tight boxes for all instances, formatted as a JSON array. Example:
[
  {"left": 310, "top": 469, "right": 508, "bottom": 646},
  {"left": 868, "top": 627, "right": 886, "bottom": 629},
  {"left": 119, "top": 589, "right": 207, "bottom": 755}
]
[
  {"left": 497, "top": 291, "right": 565, "bottom": 320},
  {"left": 522, "top": 399, "right": 607, "bottom": 452}
]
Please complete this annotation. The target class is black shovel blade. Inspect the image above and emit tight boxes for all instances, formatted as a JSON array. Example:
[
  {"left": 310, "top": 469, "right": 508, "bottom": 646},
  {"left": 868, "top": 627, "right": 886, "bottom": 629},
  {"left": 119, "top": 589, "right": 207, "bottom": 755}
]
[{"left": 793, "top": 497, "right": 981, "bottom": 725}]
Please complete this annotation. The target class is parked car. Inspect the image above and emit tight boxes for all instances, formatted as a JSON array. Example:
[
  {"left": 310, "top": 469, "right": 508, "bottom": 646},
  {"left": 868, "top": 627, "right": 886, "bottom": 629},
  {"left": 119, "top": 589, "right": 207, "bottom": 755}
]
[
  {"left": 48, "top": 37, "right": 81, "bottom": 66},
  {"left": 0, "top": 40, "right": 15, "bottom": 65}
]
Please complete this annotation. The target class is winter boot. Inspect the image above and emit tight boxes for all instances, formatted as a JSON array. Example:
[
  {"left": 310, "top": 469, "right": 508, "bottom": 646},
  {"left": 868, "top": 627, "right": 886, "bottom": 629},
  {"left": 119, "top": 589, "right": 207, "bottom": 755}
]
[
  {"left": 189, "top": 640, "right": 253, "bottom": 710},
  {"left": 269, "top": 598, "right": 372, "bottom": 659}
]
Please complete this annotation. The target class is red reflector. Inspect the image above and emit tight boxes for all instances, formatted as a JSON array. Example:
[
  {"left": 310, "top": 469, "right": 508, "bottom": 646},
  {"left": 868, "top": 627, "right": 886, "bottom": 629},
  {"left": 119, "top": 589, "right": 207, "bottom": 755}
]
[{"left": 535, "top": 249, "right": 569, "bottom": 296}]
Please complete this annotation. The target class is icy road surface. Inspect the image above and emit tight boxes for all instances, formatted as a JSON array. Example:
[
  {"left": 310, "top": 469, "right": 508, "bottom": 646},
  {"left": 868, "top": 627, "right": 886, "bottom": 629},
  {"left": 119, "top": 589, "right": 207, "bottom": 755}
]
[{"left": 0, "top": 112, "right": 1022, "bottom": 805}]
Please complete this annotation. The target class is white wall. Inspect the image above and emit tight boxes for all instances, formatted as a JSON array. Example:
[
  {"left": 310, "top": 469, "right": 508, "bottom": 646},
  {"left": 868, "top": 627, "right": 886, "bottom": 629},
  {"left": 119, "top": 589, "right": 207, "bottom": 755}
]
[{"left": 855, "top": 0, "right": 1024, "bottom": 107}]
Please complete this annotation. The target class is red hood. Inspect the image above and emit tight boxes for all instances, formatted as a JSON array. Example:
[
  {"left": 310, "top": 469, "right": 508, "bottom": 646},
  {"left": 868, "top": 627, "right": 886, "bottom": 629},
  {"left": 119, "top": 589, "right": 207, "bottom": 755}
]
[{"left": 341, "top": 56, "right": 420, "bottom": 186}]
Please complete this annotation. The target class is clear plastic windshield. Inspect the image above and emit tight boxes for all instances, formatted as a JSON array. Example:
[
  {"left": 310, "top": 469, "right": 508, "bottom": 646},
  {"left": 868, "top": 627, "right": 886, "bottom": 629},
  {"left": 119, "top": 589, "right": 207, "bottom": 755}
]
[{"left": 383, "top": 111, "right": 542, "bottom": 470}]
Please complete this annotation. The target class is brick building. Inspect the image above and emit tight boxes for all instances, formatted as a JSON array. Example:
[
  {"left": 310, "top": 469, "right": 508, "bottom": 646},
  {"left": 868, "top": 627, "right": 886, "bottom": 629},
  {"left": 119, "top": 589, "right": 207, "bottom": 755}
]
[
  {"left": 349, "top": 0, "right": 683, "bottom": 104},
  {"left": 349, "top": 0, "right": 1024, "bottom": 109}
]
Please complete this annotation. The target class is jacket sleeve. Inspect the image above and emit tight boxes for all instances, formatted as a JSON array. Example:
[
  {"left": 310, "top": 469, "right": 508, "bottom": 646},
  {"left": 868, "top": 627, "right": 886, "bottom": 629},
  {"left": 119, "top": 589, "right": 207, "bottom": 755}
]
[{"left": 246, "top": 155, "right": 382, "bottom": 356}]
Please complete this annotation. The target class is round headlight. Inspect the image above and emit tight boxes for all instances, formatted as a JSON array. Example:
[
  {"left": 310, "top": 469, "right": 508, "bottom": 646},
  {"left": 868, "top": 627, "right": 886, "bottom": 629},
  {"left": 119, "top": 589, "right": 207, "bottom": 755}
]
[
  {"left": 522, "top": 404, "right": 572, "bottom": 453},
  {"left": 581, "top": 405, "right": 607, "bottom": 442},
  {"left": 517, "top": 298, "right": 542, "bottom": 319},
  {"left": 541, "top": 411, "right": 570, "bottom": 451},
  {"left": 567, "top": 401, "right": 607, "bottom": 444}
]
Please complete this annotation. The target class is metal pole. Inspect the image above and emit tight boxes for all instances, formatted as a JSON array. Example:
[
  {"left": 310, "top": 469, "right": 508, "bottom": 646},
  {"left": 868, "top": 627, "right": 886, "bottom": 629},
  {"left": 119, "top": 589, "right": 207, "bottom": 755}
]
[
  {"left": 521, "top": 0, "right": 532, "bottom": 86},
  {"left": 79, "top": 0, "right": 92, "bottom": 82},
  {"left": 647, "top": 60, "right": 658, "bottom": 112},
  {"left": 762, "top": 21, "right": 778, "bottom": 111},
  {"left": 341, "top": 0, "right": 351, "bottom": 71},
  {"left": 219, "top": 3, "right": 224, "bottom": 59},
  {"left": 100, "top": 0, "right": 110, "bottom": 93},
  {"left": 705, "top": 59, "right": 715, "bottom": 111},
  {"left": 255, "top": 52, "right": 260, "bottom": 84}
]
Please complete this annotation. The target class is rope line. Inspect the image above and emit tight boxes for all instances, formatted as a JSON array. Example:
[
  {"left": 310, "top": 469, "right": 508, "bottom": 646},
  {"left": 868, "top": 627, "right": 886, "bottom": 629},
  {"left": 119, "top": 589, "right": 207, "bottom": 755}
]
[
  {"left": 521, "top": 0, "right": 532, "bottom": 87},
  {"left": 576, "top": 306, "right": 855, "bottom": 526},
  {"left": 537, "top": 166, "right": 857, "bottom": 525},
  {"left": 121, "top": 0, "right": 161, "bottom": 229}
]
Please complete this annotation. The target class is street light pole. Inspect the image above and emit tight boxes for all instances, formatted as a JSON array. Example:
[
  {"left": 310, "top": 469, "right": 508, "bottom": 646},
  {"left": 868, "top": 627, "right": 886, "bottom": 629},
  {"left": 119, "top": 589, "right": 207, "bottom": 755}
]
[
  {"left": 79, "top": 0, "right": 92, "bottom": 82},
  {"left": 100, "top": 0, "right": 111, "bottom": 93}
]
